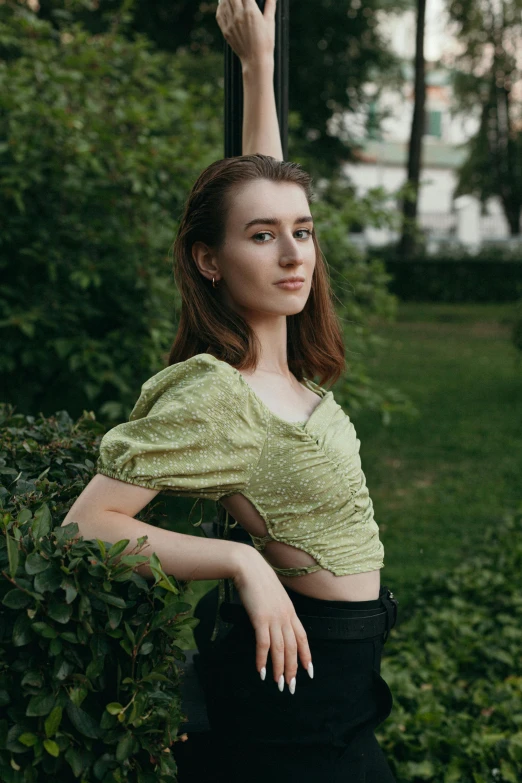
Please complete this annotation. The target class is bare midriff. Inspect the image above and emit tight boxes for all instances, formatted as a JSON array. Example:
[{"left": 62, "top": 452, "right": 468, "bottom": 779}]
[{"left": 219, "top": 494, "right": 382, "bottom": 602}]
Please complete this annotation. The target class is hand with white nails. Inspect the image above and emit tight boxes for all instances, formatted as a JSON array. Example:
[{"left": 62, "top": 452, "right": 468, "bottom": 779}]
[{"left": 232, "top": 547, "right": 314, "bottom": 694}]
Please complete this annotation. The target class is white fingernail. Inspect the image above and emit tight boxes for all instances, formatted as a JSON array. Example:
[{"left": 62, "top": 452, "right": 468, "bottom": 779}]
[
  {"left": 289, "top": 676, "right": 296, "bottom": 695},
  {"left": 260, "top": 666, "right": 266, "bottom": 681},
  {"left": 278, "top": 674, "right": 285, "bottom": 692},
  {"left": 307, "top": 662, "right": 314, "bottom": 679}
]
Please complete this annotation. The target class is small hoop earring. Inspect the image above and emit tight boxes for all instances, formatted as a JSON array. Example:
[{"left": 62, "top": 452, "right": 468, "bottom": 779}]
[{"left": 212, "top": 276, "right": 219, "bottom": 288}]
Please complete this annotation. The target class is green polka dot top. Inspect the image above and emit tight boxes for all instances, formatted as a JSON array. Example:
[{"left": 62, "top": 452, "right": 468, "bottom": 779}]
[{"left": 96, "top": 352, "right": 385, "bottom": 581}]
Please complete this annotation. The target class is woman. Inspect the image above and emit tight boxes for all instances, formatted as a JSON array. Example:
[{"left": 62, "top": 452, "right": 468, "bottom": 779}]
[{"left": 63, "top": 1, "right": 398, "bottom": 780}]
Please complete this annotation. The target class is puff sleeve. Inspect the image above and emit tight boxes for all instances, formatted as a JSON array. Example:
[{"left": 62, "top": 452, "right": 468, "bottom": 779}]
[{"left": 95, "top": 353, "right": 268, "bottom": 500}]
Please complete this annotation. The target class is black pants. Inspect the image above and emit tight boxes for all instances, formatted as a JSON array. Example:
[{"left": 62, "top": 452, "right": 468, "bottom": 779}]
[{"left": 176, "top": 584, "right": 397, "bottom": 783}]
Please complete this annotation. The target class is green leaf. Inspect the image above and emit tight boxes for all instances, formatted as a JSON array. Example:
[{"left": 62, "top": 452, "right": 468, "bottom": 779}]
[
  {"left": 17, "top": 509, "right": 32, "bottom": 525},
  {"left": 94, "top": 592, "right": 127, "bottom": 608},
  {"left": 6, "top": 533, "right": 19, "bottom": 578},
  {"left": 44, "top": 706, "right": 63, "bottom": 738},
  {"left": 26, "top": 692, "right": 56, "bottom": 717},
  {"left": 2, "top": 589, "right": 32, "bottom": 609},
  {"left": 48, "top": 597, "right": 73, "bottom": 624},
  {"left": 63, "top": 582, "right": 78, "bottom": 604},
  {"left": 25, "top": 552, "right": 50, "bottom": 575},
  {"left": 60, "top": 631, "right": 79, "bottom": 644},
  {"left": 66, "top": 701, "right": 102, "bottom": 739},
  {"left": 12, "top": 612, "right": 33, "bottom": 646},
  {"left": 154, "top": 576, "right": 179, "bottom": 595},
  {"left": 120, "top": 639, "right": 132, "bottom": 656},
  {"left": 21, "top": 670, "right": 44, "bottom": 688},
  {"left": 107, "top": 605, "right": 123, "bottom": 630},
  {"left": 124, "top": 621, "right": 135, "bottom": 645},
  {"left": 34, "top": 565, "right": 63, "bottom": 593},
  {"left": 115, "top": 732, "right": 133, "bottom": 762},
  {"left": 32, "top": 504, "right": 52, "bottom": 538},
  {"left": 138, "top": 642, "right": 154, "bottom": 655},
  {"left": 86, "top": 657, "right": 104, "bottom": 680},
  {"left": 96, "top": 539, "right": 106, "bottom": 559},
  {"left": 150, "top": 601, "right": 191, "bottom": 630},
  {"left": 18, "top": 732, "right": 38, "bottom": 747},
  {"left": 32, "top": 622, "right": 58, "bottom": 639},
  {"left": 49, "top": 637, "right": 63, "bottom": 656},
  {"left": 108, "top": 539, "right": 130, "bottom": 561},
  {"left": 176, "top": 616, "right": 199, "bottom": 629},
  {"left": 54, "top": 657, "right": 73, "bottom": 680},
  {"left": 119, "top": 554, "right": 149, "bottom": 566},
  {"left": 43, "top": 738, "right": 60, "bottom": 757},
  {"left": 64, "top": 746, "right": 84, "bottom": 777},
  {"left": 141, "top": 672, "right": 169, "bottom": 683},
  {"left": 106, "top": 702, "right": 124, "bottom": 715}
]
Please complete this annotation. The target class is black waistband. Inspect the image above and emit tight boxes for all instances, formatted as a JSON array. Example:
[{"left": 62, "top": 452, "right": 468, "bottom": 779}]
[
  {"left": 219, "top": 585, "right": 399, "bottom": 641},
  {"left": 283, "top": 584, "right": 383, "bottom": 614}
]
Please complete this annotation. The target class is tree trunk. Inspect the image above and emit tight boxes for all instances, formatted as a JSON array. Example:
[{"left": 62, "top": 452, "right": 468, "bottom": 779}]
[
  {"left": 398, "top": 0, "right": 426, "bottom": 258},
  {"left": 503, "top": 200, "right": 521, "bottom": 235}
]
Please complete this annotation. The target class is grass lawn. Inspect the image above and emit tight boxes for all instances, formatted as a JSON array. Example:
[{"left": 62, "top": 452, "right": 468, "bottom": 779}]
[{"left": 350, "top": 302, "right": 522, "bottom": 618}]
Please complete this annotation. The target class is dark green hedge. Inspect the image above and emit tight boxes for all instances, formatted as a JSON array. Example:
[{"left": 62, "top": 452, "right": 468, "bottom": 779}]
[
  {"left": 0, "top": 403, "right": 196, "bottom": 782},
  {"left": 373, "top": 251, "right": 522, "bottom": 302}
]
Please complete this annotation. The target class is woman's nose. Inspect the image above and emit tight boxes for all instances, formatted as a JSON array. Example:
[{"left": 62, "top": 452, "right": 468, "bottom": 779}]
[{"left": 279, "top": 234, "right": 306, "bottom": 262}]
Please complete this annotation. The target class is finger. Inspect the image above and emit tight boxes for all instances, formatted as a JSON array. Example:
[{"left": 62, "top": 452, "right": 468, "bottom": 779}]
[
  {"left": 269, "top": 624, "right": 286, "bottom": 690},
  {"left": 242, "top": 0, "right": 263, "bottom": 16},
  {"left": 255, "top": 624, "right": 271, "bottom": 680},
  {"left": 263, "top": 0, "right": 277, "bottom": 21},
  {"left": 293, "top": 618, "right": 313, "bottom": 677},
  {"left": 216, "top": 0, "right": 228, "bottom": 23},
  {"left": 281, "top": 623, "right": 298, "bottom": 688}
]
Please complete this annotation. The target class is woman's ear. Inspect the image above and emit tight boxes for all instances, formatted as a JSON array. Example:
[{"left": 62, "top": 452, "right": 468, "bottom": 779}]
[{"left": 191, "top": 241, "right": 221, "bottom": 283}]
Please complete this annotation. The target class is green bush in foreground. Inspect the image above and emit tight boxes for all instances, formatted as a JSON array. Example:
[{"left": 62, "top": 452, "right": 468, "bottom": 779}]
[
  {"left": 379, "top": 506, "right": 522, "bottom": 783},
  {"left": 0, "top": 518, "right": 194, "bottom": 782},
  {"left": 0, "top": 402, "right": 195, "bottom": 781}
]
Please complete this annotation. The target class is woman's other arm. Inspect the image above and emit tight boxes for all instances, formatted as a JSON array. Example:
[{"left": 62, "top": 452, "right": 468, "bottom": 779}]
[
  {"left": 62, "top": 473, "right": 313, "bottom": 690},
  {"left": 216, "top": 0, "right": 283, "bottom": 160},
  {"left": 61, "top": 473, "right": 254, "bottom": 583}
]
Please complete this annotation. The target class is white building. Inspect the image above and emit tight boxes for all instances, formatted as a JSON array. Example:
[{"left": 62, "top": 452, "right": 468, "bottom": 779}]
[{"left": 338, "top": 3, "right": 512, "bottom": 251}]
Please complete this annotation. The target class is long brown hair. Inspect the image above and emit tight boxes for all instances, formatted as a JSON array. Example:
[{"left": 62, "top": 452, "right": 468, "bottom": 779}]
[{"left": 168, "top": 154, "right": 345, "bottom": 387}]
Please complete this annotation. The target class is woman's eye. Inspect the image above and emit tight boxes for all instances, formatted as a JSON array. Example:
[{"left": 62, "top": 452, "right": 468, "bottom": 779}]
[
  {"left": 252, "top": 229, "right": 313, "bottom": 242},
  {"left": 253, "top": 232, "right": 273, "bottom": 242}
]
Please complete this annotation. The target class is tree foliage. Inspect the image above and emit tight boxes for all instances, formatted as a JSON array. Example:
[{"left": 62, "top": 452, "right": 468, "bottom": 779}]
[
  {"left": 30, "top": 0, "right": 406, "bottom": 180},
  {"left": 0, "top": 6, "right": 222, "bottom": 421},
  {"left": 449, "top": 0, "right": 522, "bottom": 234}
]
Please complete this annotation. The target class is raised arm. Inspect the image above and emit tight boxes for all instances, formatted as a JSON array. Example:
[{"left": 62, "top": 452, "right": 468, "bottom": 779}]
[{"left": 216, "top": 0, "right": 283, "bottom": 160}]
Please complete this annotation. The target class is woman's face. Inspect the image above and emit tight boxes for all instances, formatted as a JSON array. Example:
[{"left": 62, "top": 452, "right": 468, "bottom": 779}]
[{"left": 196, "top": 179, "right": 316, "bottom": 320}]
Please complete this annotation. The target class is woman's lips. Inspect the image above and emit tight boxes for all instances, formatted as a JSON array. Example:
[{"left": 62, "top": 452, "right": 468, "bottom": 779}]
[{"left": 275, "top": 281, "right": 304, "bottom": 290}]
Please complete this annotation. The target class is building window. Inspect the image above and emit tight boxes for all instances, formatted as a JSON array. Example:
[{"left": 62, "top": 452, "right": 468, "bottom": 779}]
[{"left": 424, "top": 109, "right": 442, "bottom": 138}]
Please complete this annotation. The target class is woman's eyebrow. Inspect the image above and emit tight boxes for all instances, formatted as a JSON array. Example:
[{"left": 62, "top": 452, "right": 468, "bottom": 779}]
[{"left": 244, "top": 216, "right": 314, "bottom": 230}]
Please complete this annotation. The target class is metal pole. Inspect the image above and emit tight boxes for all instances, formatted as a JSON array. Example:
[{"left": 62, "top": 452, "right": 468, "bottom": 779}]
[{"left": 224, "top": 0, "right": 289, "bottom": 160}]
